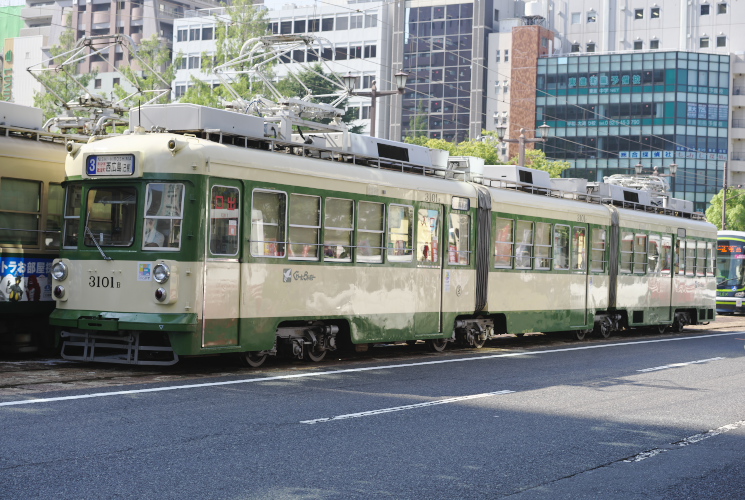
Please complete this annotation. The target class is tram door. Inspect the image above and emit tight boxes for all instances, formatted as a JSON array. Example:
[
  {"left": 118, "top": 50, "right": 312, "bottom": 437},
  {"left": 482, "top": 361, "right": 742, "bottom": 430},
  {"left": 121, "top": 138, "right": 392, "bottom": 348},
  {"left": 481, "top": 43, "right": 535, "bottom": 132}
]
[
  {"left": 569, "top": 225, "right": 589, "bottom": 328},
  {"left": 202, "top": 179, "right": 242, "bottom": 348},
  {"left": 415, "top": 203, "right": 443, "bottom": 334}
]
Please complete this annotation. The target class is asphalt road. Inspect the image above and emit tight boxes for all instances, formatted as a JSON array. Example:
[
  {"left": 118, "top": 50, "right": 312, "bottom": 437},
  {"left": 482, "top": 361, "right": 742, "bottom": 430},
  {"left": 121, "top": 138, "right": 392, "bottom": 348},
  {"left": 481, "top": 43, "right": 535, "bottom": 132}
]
[{"left": 2, "top": 322, "right": 745, "bottom": 499}]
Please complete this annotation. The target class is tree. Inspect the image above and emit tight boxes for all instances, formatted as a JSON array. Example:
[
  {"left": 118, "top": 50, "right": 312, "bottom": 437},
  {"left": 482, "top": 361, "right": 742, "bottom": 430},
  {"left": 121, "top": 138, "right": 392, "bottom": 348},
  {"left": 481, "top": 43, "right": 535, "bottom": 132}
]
[
  {"left": 404, "top": 134, "right": 501, "bottom": 165},
  {"left": 706, "top": 188, "right": 745, "bottom": 231},
  {"left": 508, "top": 148, "right": 571, "bottom": 178},
  {"left": 114, "top": 35, "right": 175, "bottom": 108},
  {"left": 32, "top": 14, "right": 96, "bottom": 120},
  {"left": 406, "top": 101, "right": 429, "bottom": 140}
]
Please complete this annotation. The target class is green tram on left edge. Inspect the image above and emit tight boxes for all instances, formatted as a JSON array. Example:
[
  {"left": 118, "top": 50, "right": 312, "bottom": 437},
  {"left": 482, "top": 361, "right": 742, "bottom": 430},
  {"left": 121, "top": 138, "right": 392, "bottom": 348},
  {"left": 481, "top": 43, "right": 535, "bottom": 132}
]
[{"left": 50, "top": 104, "right": 717, "bottom": 366}]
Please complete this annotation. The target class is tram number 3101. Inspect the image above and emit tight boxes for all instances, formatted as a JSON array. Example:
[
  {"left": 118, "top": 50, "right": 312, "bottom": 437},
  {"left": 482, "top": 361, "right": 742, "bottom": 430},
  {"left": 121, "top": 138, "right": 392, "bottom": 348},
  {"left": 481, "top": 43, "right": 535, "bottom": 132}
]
[{"left": 89, "top": 276, "right": 121, "bottom": 288}]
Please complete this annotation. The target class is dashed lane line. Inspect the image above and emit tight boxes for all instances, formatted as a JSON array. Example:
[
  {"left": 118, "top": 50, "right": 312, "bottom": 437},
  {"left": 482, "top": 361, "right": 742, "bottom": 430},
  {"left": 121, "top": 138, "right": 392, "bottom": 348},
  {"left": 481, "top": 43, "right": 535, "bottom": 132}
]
[
  {"left": 0, "top": 331, "right": 741, "bottom": 408},
  {"left": 636, "top": 357, "right": 726, "bottom": 372}
]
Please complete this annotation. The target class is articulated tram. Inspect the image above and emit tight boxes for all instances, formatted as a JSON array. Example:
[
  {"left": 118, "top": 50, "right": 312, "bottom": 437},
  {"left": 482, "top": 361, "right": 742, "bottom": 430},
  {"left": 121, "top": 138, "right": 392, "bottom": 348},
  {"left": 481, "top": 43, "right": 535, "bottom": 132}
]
[
  {"left": 50, "top": 104, "right": 717, "bottom": 366},
  {"left": 0, "top": 102, "right": 72, "bottom": 353}
]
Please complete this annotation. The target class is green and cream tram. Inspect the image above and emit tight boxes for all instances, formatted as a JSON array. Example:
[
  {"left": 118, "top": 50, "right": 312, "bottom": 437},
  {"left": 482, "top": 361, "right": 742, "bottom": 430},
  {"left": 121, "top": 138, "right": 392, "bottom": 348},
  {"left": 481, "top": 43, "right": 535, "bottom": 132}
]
[
  {"left": 716, "top": 231, "right": 745, "bottom": 314},
  {"left": 50, "top": 104, "right": 717, "bottom": 365}
]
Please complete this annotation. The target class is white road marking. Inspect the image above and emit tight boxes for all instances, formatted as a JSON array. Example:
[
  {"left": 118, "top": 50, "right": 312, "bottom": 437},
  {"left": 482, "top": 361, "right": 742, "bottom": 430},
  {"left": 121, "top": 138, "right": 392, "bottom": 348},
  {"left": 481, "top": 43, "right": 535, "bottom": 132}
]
[
  {"left": 636, "top": 357, "right": 725, "bottom": 373},
  {"left": 624, "top": 420, "right": 745, "bottom": 463},
  {"left": 300, "top": 390, "right": 515, "bottom": 424},
  {"left": 0, "top": 331, "right": 741, "bottom": 408}
]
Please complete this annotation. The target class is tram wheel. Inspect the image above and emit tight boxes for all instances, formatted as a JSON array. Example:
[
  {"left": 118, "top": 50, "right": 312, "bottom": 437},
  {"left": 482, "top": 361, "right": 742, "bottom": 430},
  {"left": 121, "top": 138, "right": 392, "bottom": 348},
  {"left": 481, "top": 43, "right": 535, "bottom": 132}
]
[
  {"left": 672, "top": 314, "right": 688, "bottom": 333},
  {"left": 427, "top": 338, "right": 448, "bottom": 352},
  {"left": 304, "top": 344, "right": 327, "bottom": 362},
  {"left": 240, "top": 351, "right": 268, "bottom": 368},
  {"left": 574, "top": 329, "right": 588, "bottom": 341},
  {"left": 471, "top": 335, "right": 487, "bottom": 349},
  {"left": 655, "top": 324, "right": 667, "bottom": 335},
  {"left": 595, "top": 321, "right": 611, "bottom": 339}
]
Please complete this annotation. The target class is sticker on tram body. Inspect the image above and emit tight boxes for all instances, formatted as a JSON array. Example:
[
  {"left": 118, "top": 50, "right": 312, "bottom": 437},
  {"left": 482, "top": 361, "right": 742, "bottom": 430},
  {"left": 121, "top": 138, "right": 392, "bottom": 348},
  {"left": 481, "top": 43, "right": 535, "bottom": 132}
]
[{"left": 86, "top": 155, "right": 136, "bottom": 176}]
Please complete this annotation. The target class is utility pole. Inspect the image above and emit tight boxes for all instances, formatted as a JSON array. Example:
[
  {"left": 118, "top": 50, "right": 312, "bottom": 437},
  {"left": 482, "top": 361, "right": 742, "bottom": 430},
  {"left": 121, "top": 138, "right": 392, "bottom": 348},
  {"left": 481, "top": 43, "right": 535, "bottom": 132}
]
[{"left": 723, "top": 161, "right": 728, "bottom": 230}]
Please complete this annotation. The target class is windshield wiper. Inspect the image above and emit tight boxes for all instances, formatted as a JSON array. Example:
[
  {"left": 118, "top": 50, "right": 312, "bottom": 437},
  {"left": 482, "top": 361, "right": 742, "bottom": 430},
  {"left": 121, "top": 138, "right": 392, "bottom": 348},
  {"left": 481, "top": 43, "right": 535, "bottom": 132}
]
[{"left": 84, "top": 210, "right": 112, "bottom": 261}]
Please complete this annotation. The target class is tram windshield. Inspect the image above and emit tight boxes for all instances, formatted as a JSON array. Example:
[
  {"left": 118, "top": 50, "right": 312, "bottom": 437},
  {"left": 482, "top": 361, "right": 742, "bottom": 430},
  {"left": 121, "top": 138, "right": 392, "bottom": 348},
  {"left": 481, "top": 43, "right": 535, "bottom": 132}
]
[
  {"left": 717, "top": 239, "right": 745, "bottom": 288},
  {"left": 84, "top": 187, "right": 137, "bottom": 247}
]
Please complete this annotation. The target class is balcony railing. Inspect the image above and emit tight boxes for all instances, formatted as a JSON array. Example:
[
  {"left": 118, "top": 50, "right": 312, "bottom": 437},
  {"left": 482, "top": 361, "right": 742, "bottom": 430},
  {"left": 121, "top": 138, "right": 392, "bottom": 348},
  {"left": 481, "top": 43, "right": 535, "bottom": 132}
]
[
  {"left": 734, "top": 87, "right": 745, "bottom": 96},
  {"left": 732, "top": 151, "right": 745, "bottom": 161}
]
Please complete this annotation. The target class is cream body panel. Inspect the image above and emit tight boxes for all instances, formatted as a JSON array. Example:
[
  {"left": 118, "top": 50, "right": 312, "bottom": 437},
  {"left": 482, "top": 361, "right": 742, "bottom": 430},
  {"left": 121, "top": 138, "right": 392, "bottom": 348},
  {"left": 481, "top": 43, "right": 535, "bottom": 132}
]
[
  {"left": 441, "top": 268, "right": 476, "bottom": 313},
  {"left": 616, "top": 274, "right": 670, "bottom": 311},
  {"left": 202, "top": 261, "right": 240, "bottom": 320},
  {"left": 672, "top": 275, "right": 717, "bottom": 309},
  {"left": 487, "top": 272, "right": 590, "bottom": 312},
  {"left": 53, "top": 259, "right": 199, "bottom": 315},
  {"left": 488, "top": 188, "right": 612, "bottom": 227},
  {"left": 1, "top": 136, "right": 66, "bottom": 181}
]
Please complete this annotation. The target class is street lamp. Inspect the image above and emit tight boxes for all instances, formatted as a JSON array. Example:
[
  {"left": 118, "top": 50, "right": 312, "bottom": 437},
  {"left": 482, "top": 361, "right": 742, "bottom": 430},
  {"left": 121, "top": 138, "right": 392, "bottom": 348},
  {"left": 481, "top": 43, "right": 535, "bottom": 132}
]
[
  {"left": 342, "top": 71, "right": 409, "bottom": 138},
  {"left": 496, "top": 123, "right": 551, "bottom": 167},
  {"left": 634, "top": 162, "right": 678, "bottom": 177}
]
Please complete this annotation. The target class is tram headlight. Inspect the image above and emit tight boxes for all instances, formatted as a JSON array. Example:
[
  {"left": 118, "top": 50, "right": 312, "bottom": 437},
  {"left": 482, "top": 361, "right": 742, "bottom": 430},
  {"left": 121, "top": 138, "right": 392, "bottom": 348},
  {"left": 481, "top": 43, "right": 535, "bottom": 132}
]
[
  {"left": 155, "top": 288, "right": 167, "bottom": 302},
  {"left": 153, "top": 263, "right": 170, "bottom": 284},
  {"left": 52, "top": 262, "right": 68, "bottom": 281},
  {"left": 53, "top": 285, "right": 65, "bottom": 299}
]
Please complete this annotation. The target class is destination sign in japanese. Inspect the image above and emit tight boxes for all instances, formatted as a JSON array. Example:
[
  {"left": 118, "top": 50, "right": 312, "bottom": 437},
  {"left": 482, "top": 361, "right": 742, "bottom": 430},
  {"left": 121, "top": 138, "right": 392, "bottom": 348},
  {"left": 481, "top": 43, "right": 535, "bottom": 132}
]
[{"left": 86, "top": 155, "right": 135, "bottom": 176}]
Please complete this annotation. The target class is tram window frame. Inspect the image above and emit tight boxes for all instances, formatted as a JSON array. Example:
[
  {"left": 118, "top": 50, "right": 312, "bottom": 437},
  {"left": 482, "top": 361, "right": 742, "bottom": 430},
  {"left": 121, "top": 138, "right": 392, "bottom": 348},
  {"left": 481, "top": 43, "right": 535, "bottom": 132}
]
[
  {"left": 553, "top": 224, "right": 570, "bottom": 271},
  {"left": 590, "top": 228, "right": 606, "bottom": 272},
  {"left": 535, "top": 222, "right": 552, "bottom": 270},
  {"left": 324, "top": 197, "right": 353, "bottom": 262},
  {"left": 0, "top": 178, "right": 42, "bottom": 247},
  {"left": 572, "top": 226, "right": 587, "bottom": 271},
  {"left": 46, "top": 183, "right": 64, "bottom": 249},
  {"left": 84, "top": 186, "right": 137, "bottom": 248},
  {"left": 707, "top": 241, "right": 715, "bottom": 275},
  {"left": 62, "top": 185, "right": 82, "bottom": 249},
  {"left": 696, "top": 240, "right": 706, "bottom": 276},
  {"left": 620, "top": 231, "right": 634, "bottom": 274},
  {"left": 288, "top": 193, "right": 321, "bottom": 261},
  {"left": 250, "top": 189, "right": 287, "bottom": 258},
  {"left": 515, "top": 220, "right": 534, "bottom": 270},
  {"left": 685, "top": 240, "right": 696, "bottom": 277},
  {"left": 387, "top": 204, "right": 414, "bottom": 262},
  {"left": 494, "top": 217, "right": 514, "bottom": 268},
  {"left": 356, "top": 200, "right": 385, "bottom": 263},
  {"left": 648, "top": 234, "right": 661, "bottom": 275},
  {"left": 661, "top": 236, "right": 672, "bottom": 274},
  {"left": 209, "top": 185, "right": 240, "bottom": 256},
  {"left": 633, "top": 233, "right": 647, "bottom": 274},
  {"left": 143, "top": 182, "right": 185, "bottom": 251},
  {"left": 448, "top": 212, "right": 470, "bottom": 265},
  {"left": 676, "top": 239, "right": 684, "bottom": 275},
  {"left": 416, "top": 206, "right": 441, "bottom": 265}
]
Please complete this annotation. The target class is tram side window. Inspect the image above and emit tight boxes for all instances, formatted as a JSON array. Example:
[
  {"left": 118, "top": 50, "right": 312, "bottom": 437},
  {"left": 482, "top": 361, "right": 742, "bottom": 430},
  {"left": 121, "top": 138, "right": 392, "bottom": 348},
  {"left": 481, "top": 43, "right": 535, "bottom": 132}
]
[
  {"left": 324, "top": 198, "right": 353, "bottom": 262},
  {"left": 494, "top": 217, "right": 513, "bottom": 268},
  {"left": 553, "top": 224, "right": 570, "bottom": 270},
  {"left": 46, "top": 183, "right": 64, "bottom": 249},
  {"left": 357, "top": 201, "right": 384, "bottom": 263},
  {"left": 85, "top": 187, "right": 137, "bottom": 247},
  {"left": 535, "top": 222, "right": 552, "bottom": 270},
  {"left": 63, "top": 185, "right": 82, "bottom": 248},
  {"left": 515, "top": 220, "right": 534, "bottom": 270},
  {"left": 416, "top": 207, "right": 441, "bottom": 264},
  {"left": 572, "top": 227, "right": 587, "bottom": 271},
  {"left": 144, "top": 183, "right": 184, "bottom": 250},
  {"left": 251, "top": 190, "right": 286, "bottom": 258},
  {"left": 0, "top": 178, "right": 41, "bottom": 246},
  {"left": 620, "top": 232, "right": 634, "bottom": 274},
  {"left": 388, "top": 204, "right": 413, "bottom": 262},
  {"left": 707, "top": 241, "right": 715, "bottom": 276},
  {"left": 661, "top": 236, "right": 672, "bottom": 274},
  {"left": 685, "top": 240, "right": 696, "bottom": 277},
  {"left": 647, "top": 234, "right": 661, "bottom": 275},
  {"left": 590, "top": 228, "right": 606, "bottom": 272},
  {"left": 289, "top": 194, "right": 320, "bottom": 261},
  {"left": 449, "top": 213, "right": 470, "bottom": 265},
  {"left": 696, "top": 241, "right": 706, "bottom": 276},
  {"left": 676, "top": 239, "right": 684, "bottom": 275},
  {"left": 209, "top": 186, "right": 240, "bottom": 256},
  {"left": 633, "top": 234, "right": 647, "bottom": 274}
]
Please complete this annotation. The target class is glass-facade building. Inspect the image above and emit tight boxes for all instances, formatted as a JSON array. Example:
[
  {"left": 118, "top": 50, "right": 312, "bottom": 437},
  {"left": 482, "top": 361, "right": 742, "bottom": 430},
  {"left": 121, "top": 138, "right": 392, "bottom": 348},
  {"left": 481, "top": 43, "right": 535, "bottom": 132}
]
[
  {"left": 401, "top": 2, "right": 489, "bottom": 143},
  {"left": 536, "top": 51, "right": 729, "bottom": 212}
]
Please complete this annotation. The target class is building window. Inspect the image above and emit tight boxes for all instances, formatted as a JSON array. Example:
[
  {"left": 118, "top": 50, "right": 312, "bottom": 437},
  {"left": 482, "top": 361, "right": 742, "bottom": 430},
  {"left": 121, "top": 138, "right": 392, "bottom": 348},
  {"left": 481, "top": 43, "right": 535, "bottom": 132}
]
[
  {"left": 571, "top": 12, "right": 580, "bottom": 24},
  {"left": 571, "top": 43, "right": 580, "bottom": 52},
  {"left": 718, "top": 3, "right": 727, "bottom": 13},
  {"left": 94, "top": 78, "right": 101, "bottom": 89},
  {"left": 294, "top": 19, "right": 306, "bottom": 33},
  {"left": 113, "top": 77, "right": 120, "bottom": 86},
  {"left": 651, "top": 7, "right": 660, "bottom": 17},
  {"left": 189, "top": 27, "right": 200, "bottom": 41},
  {"left": 717, "top": 35, "right": 727, "bottom": 47},
  {"left": 587, "top": 11, "right": 597, "bottom": 23},
  {"left": 504, "top": 50, "right": 509, "bottom": 62},
  {"left": 363, "top": 75, "right": 374, "bottom": 88},
  {"left": 650, "top": 39, "right": 660, "bottom": 49},
  {"left": 364, "top": 44, "right": 376, "bottom": 58},
  {"left": 177, "top": 28, "right": 187, "bottom": 42},
  {"left": 633, "top": 40, "right": 643, "bottom": 50},
  {"left": 701, "top": 4, "right": 710, "bottom": 15},
  {"left": 336, "top": 16, "right": 347, "bottom": 30},
  {"left": 188, "top": 55, "right": 200, "bottom": 69},
  {"left": 308, "top": 18, "right": 319, "bottom": 32},
  {"left": 365, "top": 13, "right": 377, "bottom": 27},
  {"left": 541, "top": 37, "right": 548, "bottom": 48},
  {"left": 202, "top": 26, "right": 213, "bottom": 40},
  {"left": 587, "top": 42, "right": 596, "bottom": 52},
  {"left": 634, "top": 8, "right": 643, "bottom": 19},
  {"left": 322, "top": 17, "right": 334, "bottom": 31},
  {"left": 280, "top": 21, "right": 291, "bottom": 34},
  {"left": 350, "top": 15, "right": 362, "bottom": 29},
  {"left": 495, "top": 51, "right": 500, "bottom": 62},
  {"left": 700, "top": 36, "right": 710, "bottom": 48}
]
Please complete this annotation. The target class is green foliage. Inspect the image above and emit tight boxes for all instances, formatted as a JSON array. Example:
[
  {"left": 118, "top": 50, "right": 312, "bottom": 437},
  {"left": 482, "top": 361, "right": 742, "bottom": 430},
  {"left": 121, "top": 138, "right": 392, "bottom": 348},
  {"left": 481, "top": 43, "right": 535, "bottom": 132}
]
[
  {"left": 113, "top": 35, "right": 175, "bottom": 108},
  {"left": 406, "top": 101, "right": 429, "bottom": 139},
  {"left": 404, "top": 134, "right": 501, "bottom": 165},
  {"left": 32, "top": 14, "right": 96, "bottom": 120},
  {"left": 508, "top": 148, "right": 571, "bottom": 178},
  {"left": 706, "top": 188, "right": 745, "bottom": 231},
  {"left": 211, "top": 0, "right": 268, "bottom": 70}
]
